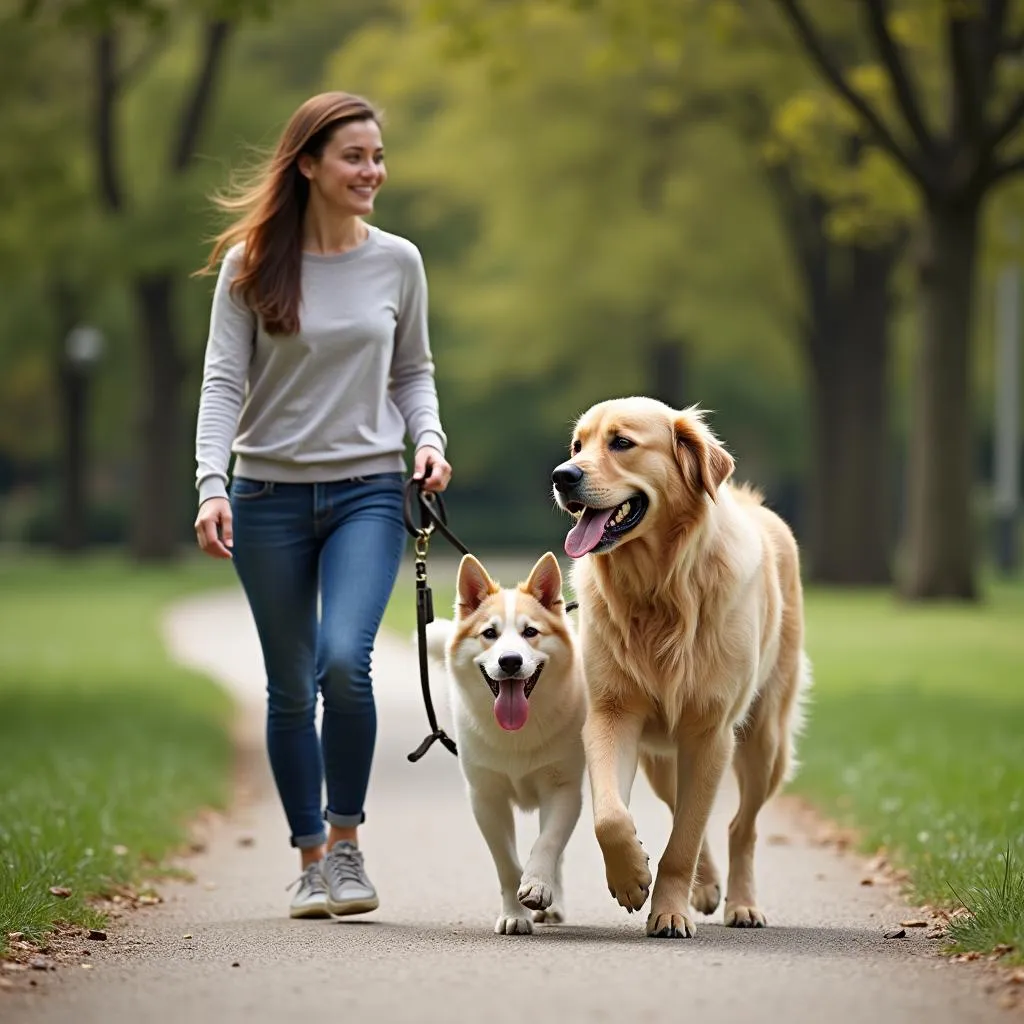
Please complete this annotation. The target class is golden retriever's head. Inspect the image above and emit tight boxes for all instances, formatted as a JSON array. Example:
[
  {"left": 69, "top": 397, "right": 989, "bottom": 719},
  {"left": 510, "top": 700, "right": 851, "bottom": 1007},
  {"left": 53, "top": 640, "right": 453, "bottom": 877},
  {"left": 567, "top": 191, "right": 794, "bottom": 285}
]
[{"left": 551, "top": 397, "right": 734, "bottom": 559}]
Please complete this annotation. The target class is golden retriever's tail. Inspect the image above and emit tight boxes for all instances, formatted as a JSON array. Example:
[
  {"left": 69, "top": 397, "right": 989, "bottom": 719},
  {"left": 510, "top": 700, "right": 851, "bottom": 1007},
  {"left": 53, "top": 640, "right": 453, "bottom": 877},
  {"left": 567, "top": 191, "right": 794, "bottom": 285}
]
[{"left": 781, "top": 650, "right": 814, "bottom": 783}]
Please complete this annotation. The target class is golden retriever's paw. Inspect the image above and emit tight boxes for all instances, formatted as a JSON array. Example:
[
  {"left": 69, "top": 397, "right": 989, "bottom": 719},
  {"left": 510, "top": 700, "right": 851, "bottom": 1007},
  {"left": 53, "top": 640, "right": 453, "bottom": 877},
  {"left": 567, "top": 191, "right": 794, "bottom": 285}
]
[
  {"left": 600, "top": 843, "right": 652, "bottom": 912},
  {"left": 532, "top": 905, "right": 564, "bottom": 924},
  {"left": 494, "top": 913, "right": 534, "bottom": 935},
  {"left": 691, "top": 880, "right": 722, "bottom": 916},
  {"left": 724, "top": 902, "right": 767, "bottom": 928},
  {"left": 517, "top": 878, "right": 554, "bottom": 912},
  {"left": 646, "top": 911, "right": 696, "bottom": 939}
]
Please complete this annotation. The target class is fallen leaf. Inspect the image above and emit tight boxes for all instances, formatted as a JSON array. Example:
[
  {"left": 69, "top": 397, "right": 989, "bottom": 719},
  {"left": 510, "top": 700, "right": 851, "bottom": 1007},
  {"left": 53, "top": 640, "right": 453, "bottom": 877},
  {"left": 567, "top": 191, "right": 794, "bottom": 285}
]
[
  {"left": 49, "top": 887, "right": 72, "bottom": 899},
  {"left": 87, "top": 930, "right": 107, "bottom": 941},
  {"left": 900, "top": 919, "right": 928, "bottom": 928},
  {"left": 884, "top": 928, "right": 907, "bottom": 939}
]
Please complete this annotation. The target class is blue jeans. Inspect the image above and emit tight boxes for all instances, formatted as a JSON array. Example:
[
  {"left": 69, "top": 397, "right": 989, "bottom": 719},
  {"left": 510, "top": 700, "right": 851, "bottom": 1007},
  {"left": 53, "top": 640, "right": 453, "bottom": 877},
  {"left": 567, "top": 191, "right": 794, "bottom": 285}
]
[{"left": 229, "top": 473, "right": 407, "bottom": 849}]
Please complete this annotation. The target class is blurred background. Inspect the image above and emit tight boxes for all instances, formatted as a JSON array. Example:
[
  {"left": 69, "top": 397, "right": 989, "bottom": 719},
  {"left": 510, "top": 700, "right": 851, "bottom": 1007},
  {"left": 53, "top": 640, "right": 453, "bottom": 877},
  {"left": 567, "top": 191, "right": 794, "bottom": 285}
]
[{"left": 0, "top": 0, "right": 1022, "bottom": 598}]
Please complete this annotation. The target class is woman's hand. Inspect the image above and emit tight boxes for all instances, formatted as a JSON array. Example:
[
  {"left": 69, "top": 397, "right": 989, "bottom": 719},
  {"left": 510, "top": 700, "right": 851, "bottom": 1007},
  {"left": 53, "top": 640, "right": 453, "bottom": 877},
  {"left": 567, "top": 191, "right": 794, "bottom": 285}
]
[
  {"left": 412, "top": 445, "right": 452, "bottom": 493},
  {"left": 194, "top": 497, "right": 233, "bottom": 559}
]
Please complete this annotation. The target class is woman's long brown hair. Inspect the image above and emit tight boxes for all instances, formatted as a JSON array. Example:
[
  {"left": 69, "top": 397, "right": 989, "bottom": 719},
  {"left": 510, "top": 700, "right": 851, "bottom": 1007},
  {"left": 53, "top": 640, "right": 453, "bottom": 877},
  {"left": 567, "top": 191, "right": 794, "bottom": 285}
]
[{"left": 197, "top": 91, "right": 380, "bottom": 336}]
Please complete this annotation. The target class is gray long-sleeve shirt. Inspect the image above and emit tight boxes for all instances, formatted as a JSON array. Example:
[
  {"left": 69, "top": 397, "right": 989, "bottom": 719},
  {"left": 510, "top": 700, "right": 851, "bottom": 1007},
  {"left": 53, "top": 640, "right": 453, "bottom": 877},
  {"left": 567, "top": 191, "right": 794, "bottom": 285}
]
[{"left": 194, "top": 226, "right": 447, "bottom": 505}]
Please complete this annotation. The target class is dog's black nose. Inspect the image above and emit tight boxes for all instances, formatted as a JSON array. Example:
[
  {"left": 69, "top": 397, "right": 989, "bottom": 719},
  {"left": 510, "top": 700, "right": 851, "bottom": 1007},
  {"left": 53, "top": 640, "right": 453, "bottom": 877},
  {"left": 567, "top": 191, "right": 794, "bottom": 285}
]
[
  {"left": 551, "top": 463, "right": 583, "bottom": 491},
  {"left": 498, "top": 652, "right": 523, "bottom": 675}
]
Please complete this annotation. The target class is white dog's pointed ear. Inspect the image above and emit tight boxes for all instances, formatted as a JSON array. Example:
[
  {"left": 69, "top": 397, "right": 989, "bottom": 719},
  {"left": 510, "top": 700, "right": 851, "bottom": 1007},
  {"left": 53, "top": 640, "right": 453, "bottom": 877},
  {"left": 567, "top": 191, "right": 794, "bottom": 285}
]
[
  {"left": 456, "top": 554, "right": 498, "bottom": 613},
  {"left": 522, "top": 551, "right": 563, "bottom": 610},
  {"left": 674, "top": 411, "right": 734, "bottom": 502}
]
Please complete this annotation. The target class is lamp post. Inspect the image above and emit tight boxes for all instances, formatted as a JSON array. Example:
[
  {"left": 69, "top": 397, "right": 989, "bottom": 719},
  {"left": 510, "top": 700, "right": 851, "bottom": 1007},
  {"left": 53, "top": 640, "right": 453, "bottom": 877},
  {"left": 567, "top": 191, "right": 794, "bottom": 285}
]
[
  {"left": 994, "top": 227, "right": 1021, "bottom": 576},
  {"left": 59, "top": 325, "right": 104, "bottom": 553}
]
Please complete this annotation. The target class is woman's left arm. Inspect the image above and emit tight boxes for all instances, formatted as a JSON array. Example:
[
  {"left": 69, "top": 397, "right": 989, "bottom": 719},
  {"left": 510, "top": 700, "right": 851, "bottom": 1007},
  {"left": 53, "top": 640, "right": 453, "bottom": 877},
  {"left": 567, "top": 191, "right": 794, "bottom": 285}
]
[{"left": 391, "top": 244, "right": 451, "bottom": 492}]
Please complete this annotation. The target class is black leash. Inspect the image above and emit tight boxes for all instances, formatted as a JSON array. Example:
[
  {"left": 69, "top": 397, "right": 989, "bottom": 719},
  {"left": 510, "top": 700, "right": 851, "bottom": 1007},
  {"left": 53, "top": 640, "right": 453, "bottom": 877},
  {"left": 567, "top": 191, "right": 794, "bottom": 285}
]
[{"left": 401, "top": 478, "right": 577, "bottom": 764}]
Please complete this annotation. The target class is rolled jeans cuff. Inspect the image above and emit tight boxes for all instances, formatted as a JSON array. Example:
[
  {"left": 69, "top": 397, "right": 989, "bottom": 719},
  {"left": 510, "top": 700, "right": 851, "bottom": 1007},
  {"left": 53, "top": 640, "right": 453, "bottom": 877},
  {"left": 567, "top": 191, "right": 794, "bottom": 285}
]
[
  {"left": 291, "top": 829, "right": 327, "bottom": 850},
  {"left": 325, "top": 809, "right": 365, "bottom": 828}
]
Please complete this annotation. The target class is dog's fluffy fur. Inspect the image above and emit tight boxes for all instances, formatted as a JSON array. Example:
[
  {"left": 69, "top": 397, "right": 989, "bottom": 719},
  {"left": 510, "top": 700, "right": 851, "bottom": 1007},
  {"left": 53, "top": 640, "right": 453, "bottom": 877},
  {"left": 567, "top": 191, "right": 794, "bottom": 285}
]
[
  {"left": 551, "top": 396, "right": 811, "bottom": 938},
  {"left": 426, "top": 552, "right": 587, "bottom": 935}
]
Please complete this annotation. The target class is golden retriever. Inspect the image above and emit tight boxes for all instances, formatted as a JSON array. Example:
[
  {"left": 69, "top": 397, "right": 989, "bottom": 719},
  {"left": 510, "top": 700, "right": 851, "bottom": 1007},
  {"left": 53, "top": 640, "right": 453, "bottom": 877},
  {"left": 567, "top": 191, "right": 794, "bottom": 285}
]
[{"left": 551, "top": 396, "right": 810, "bottom": 938}]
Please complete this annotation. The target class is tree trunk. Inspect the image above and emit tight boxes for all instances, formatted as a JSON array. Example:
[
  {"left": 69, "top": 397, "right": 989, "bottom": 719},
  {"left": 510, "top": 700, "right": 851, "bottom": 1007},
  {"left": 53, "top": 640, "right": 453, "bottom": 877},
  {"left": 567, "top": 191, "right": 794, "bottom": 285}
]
[
  {"left": 808, "top": 243, "right": 895, "bottom": 585},
  {"left": 901, "top": 198, "right": 980, "bottom": 600},
  {"left": 131, "top": 272, "right": 185, "bottom": 561},
  {"left": 647, "top": 337, "right": 688, "bottom": 410}
]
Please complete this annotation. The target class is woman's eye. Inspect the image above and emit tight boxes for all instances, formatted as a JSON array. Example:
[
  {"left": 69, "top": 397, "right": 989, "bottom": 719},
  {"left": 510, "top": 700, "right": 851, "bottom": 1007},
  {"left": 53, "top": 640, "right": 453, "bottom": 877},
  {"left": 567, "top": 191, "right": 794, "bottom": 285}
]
[
  {"left": 610, "top": 436, "right": 634, "bottom": 451},
  {"left": 481, "top": 627, "right": 499, "bottom": 640},
  {"left": 522, "top": 626, "right": 539, "bottom": 639}
]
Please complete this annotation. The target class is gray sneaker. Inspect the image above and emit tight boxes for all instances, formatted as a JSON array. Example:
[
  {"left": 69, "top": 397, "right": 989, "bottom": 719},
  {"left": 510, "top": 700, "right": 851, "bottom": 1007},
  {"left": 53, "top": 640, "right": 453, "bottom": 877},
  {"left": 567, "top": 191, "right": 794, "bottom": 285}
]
[
  {"left": 286, "top": 862, "right": 330, "bottom": 919},
  {"left": 322, "top": 841, "right": 379, "bottom": 916}
]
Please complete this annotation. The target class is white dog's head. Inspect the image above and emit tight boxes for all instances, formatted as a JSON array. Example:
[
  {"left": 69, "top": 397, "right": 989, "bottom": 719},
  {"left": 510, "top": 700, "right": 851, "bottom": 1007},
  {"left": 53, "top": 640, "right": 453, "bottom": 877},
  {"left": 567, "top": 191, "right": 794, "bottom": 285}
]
[{"left": 448, "top": 552, "right": 572, "bottom": 732}]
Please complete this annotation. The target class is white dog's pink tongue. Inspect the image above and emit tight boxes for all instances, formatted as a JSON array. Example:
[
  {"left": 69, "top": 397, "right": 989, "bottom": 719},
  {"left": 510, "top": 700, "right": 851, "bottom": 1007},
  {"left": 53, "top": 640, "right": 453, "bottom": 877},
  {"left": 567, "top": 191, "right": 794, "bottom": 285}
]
[
  {"left": 494, "top": 679, "right": 529, "bottom": 731},
  {"left": 564, "top": 508, "right": 615, "bottom": 558}
]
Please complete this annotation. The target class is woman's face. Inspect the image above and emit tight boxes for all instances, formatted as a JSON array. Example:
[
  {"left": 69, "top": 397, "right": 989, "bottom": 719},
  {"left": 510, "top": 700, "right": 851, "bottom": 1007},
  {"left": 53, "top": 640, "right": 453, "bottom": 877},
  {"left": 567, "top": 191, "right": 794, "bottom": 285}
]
[{"left": 299, "top": 118, "right": 387, "bottom": 217}]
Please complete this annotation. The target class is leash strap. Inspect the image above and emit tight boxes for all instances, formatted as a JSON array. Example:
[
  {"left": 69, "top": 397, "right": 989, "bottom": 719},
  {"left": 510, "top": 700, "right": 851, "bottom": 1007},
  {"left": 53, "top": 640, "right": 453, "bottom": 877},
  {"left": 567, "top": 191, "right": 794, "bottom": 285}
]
[{"left": 401, "top": 478, "right": 576, "bottom": 764}]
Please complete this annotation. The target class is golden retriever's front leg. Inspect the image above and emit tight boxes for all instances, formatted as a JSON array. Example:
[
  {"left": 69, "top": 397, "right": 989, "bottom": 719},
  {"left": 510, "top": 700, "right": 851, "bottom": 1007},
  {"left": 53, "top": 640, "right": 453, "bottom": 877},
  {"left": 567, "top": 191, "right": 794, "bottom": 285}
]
[
  {"left": 647, "top": 726, "right": 735, "bottom": 938},
  {"left": 584, "top": 702, "right": 652, "bottom": 913}
]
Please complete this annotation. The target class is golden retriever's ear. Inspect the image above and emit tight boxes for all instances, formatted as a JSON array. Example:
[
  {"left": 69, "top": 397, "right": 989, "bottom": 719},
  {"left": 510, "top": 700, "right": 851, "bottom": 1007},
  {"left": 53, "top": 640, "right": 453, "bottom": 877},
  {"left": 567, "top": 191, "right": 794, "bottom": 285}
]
[
  {"left": 456, "top": 554, "right": 498, "bottom": 613},
  {"left": 521, "top": 551, "right": 562, "bottom": 610},
  {"left": 674, "top": 415, "right": 734, "bottom": 502}
]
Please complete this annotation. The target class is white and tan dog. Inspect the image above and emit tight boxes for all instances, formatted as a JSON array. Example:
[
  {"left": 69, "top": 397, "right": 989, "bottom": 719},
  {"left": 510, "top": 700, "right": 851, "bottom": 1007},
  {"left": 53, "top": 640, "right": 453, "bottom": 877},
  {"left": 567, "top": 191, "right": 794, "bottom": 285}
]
[
  {"left": 427, "top": 552, "right": 586, "bottom": 935},
  {"left": 551, "top": 397, "right": 811, "bottom": 939}
]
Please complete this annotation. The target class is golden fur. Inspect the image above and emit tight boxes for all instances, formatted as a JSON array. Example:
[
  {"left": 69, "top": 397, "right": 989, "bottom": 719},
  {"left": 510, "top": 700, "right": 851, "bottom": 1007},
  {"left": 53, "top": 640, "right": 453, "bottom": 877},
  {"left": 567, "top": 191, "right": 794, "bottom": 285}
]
[{"left": 552, "top": 396, "right": 811, "bottom": 937}]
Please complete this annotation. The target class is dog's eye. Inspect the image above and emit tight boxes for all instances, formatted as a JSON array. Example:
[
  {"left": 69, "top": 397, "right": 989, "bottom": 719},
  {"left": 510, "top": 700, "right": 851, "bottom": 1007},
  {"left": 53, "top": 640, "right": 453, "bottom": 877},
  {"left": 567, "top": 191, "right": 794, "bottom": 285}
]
[
  {"left": 481, "top": 626, "right": 499, "bottom": 641},
  {"left": 522, "top": 626, "right": 540, "bottom": 639},
  {"left": 609, "top": 435, "right": 635, "bottom": 451},
  {"left": 571, "top": 439, "right": 582, "bottom": 455}
]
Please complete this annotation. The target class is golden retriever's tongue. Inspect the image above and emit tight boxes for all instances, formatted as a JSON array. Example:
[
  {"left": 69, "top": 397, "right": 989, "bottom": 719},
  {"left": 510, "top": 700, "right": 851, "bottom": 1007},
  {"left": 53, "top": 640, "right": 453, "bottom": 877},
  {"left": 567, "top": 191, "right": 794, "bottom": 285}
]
[
  {"left": 494, "top": 679, "right": 529, "bottom": 731},
  {"left": 564, "top": 507, "right": 615, "bottom": 558}
]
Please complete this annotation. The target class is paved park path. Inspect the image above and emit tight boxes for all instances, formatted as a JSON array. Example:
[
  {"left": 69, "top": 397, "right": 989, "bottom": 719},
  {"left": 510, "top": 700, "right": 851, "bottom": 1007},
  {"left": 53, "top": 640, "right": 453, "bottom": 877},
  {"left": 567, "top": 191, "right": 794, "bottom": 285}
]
[{"left": 5, "top": 557, "right": 1011, "bottom": 1023}]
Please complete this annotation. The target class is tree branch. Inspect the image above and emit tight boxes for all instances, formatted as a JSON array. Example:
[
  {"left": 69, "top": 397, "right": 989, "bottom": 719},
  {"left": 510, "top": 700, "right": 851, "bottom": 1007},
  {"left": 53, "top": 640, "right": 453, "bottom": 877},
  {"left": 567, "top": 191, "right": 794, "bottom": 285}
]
[
  {"left": 95, "top": 30, "right": 123, "bottom": 211},
  {"left": 863, "top": 0, "right": 936, "bottom": 153},
  {"left": 986, "top": 91, "right": 1024, "bottom": 155},
  {"left": 947, "top": 9, "right": 985, "bottom": 145},
  {"left": 989, "top": 152, "right": 1024, "bottom": 186},
  {"left": 770, "top": 0, "right": 930, "bottom": 189},
  {"left": 171, "top": 19, "right": 232, "bottom": 174}
]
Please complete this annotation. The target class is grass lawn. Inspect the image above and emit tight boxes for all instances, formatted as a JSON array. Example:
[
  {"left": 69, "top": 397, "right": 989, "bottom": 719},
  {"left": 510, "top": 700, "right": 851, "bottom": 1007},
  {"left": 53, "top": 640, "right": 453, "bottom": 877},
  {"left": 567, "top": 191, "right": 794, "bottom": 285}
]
[
  {"left": 382, "top": 557, "right": 1024, "bottom": 959},
  {"left": 0, "top": 553, "right": 235, "bottom": 955}
]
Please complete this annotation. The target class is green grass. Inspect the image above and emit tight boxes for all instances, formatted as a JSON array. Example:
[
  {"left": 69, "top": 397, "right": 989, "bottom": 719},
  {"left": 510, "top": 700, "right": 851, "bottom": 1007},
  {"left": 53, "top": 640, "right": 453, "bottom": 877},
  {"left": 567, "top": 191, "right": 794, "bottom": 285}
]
[
  {"left": 798, "top": 580, "right": 1024, "bottom": 959},
  {"left": 382, "top": 561, "right": 1024, "bottom": 959},
  {"left": 0, "top": 554, "right": 235, "bottom": 954}
]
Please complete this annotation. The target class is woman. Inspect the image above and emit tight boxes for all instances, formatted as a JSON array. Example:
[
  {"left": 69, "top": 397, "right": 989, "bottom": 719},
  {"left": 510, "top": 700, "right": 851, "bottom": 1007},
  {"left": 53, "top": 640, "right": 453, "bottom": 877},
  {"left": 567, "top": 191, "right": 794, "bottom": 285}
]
[{"left": 193, "top": 92, "right": 451, "bottom": 920}]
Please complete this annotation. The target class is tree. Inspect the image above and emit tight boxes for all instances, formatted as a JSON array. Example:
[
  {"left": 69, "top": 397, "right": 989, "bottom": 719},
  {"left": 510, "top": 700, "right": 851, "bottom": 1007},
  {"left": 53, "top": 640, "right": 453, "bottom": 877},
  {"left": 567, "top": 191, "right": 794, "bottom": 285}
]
[{"left": 769, "top": 0, "right": 1024, "bottom": 598}]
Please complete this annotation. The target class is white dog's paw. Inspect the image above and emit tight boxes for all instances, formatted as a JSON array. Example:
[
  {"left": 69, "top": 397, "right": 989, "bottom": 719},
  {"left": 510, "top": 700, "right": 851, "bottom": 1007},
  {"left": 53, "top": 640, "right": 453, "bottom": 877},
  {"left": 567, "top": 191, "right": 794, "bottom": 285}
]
[
  {"left": 532, "top": 905, "right": 564, "bottom": 924},
  {"left": 495, "top": 913, "right": 533, "bottom": 935},
  {"left": 724, "top": 902, "right": 767, "bottom": 928},
  {"left": 517, "top": 878, "right": 554, "bottom": 912}
]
